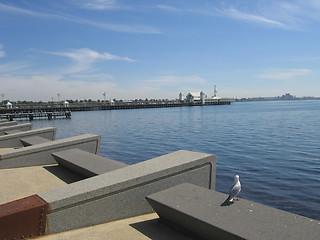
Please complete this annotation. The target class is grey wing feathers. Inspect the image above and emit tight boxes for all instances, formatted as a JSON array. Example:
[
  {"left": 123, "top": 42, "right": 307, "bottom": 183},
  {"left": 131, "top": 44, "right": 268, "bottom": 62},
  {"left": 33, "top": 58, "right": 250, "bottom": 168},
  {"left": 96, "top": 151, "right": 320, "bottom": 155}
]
[{"left": 229, "top": 182, "right": 241, "bottom": 200}]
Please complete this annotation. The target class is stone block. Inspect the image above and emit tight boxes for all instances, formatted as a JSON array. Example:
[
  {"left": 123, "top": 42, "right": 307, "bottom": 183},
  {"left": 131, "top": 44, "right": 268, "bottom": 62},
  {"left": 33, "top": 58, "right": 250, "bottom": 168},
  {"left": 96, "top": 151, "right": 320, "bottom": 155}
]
[
  {"left": 0, "top": 134, "right": 101, "bottom": 169},
  {"left": 39, "top": 150, "right": 216, "bottom": 234},
  {"left": 0, "top": 123, "right": 32, "bottom": 136},
  {"left": 0, "top": 121, "right": 17, "bottom": 127},
  {"left": 20, "top": 136, "right": 53, "bottom": 147},
  {"left": 52, "top": 148, "right": 128, "bottom": 178},
  {"left": 0, "top": 127, "right": 56, "bottom": 148},
  {"left": 146, "top": 183, "right": 320, "bottom": 240}
]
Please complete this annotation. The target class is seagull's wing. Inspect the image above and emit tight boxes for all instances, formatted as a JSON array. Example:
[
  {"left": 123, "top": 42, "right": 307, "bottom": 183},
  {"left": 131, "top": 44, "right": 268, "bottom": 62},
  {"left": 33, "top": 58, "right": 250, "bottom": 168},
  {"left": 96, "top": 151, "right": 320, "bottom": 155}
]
[{"left": 228, "top": 182, "right": 241, "bottom": 202}]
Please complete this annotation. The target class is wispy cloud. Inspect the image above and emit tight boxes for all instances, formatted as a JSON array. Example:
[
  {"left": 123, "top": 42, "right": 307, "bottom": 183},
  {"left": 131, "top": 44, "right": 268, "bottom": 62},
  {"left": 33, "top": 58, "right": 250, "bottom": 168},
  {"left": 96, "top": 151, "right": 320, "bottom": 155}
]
[
  {"left": 0, "top": 62, "right": 29, "bottom": 73},
  {"left": 257, "top": 69, "right": 311, "bottom": 80},
  {"left": 134, "top": 75, "right": 210, "bottom": 96},
  {"left": 46, "top": 48, "right": 136, "bottom": 73},
  {"left": 0, "top": 3, "right": 67, "bottom": 20},
  {"left": 157, "top": 4, "right": 287, "bottom": 28},
  {"left": 0, "top": 2, "right": 160, "bottom": 34},
  {"left": 74, "top": 0, "right": 119, "bottom": 10},
  {"left": 0, "top": 44, "right": 4, "bottom": 58},
  {"left": 156, "top": 1, "right": 320, "bottom": 30},
  {"left": 217, "top": 7, "right": 286, "bottom": 28}
]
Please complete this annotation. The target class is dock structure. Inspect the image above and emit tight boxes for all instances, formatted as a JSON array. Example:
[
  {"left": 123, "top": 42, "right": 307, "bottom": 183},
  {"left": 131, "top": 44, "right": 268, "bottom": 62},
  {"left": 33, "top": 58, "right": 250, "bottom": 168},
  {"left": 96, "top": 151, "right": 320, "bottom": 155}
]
[
  {"left": 0, "top": 98, "right": 234, "bottom": 119},
  {"left": 0, "top": 111, "right": 71, "bottom": 121}
]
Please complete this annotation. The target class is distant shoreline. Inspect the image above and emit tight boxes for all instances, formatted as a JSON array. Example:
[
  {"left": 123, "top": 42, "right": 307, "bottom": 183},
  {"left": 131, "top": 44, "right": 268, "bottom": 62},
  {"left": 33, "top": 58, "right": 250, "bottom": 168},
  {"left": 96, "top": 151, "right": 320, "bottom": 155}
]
[{"left": 235, "top": 93, "right": 320, "bottom": 102}]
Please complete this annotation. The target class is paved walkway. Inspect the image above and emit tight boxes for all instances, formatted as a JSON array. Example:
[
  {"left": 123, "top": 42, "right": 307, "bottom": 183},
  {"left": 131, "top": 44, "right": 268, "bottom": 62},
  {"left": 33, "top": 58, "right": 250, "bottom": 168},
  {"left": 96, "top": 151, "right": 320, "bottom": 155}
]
[
  {"left": 0, "top": 164, "right": 81, "bottom": 204},
  {"left": 41, "top": 213, "right": 192, "bottom": 240}
]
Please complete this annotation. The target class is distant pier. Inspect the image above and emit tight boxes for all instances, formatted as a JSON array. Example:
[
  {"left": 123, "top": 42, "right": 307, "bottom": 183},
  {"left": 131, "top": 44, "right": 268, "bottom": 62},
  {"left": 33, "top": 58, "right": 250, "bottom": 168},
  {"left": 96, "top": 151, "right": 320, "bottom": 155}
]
[
  {"left": 0, "top": 99, "right": 234, "bottom": 120},
  {"left": 0, "top": 111, "right": 71, "bottom": 121}
]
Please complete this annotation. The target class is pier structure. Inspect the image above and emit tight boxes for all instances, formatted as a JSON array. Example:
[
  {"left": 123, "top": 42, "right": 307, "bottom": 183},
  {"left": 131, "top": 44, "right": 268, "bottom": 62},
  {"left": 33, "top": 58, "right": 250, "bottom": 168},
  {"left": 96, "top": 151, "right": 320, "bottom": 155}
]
[
  {"left": 0, "top": 111, "right": 71, "bottom": 121},
  {"left": 0, "top": 122, "right": 319, "bottom": 239},
  {"left": 0, "top": 98, "right": 234, "bottom": 120}
]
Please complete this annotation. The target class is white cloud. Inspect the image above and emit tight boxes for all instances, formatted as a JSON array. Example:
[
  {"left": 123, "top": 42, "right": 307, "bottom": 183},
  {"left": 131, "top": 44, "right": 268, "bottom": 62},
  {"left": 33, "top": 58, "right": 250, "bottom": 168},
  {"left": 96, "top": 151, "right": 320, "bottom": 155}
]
[
  {"left": 257, "top": 69, "right": 311, "bottom": 80},
  {"left": 0, "top": 3, "right": 160, "bottom": 34},
  {"left": 74, "top": 0, "right": 119, "bottom": 10},
  {"left": 0, "top": 74, "right": 119, "bottom": 101},
  {"left": 0, "top": 62, "right": 29, "bottom": 73},
  {"left": 132, "top": 74, "right": 212, "bottom": 98},
  {"left": 156, "top": 1, "right": 320, "bottom": 30},
  {"left": 217, "top": 7, "right": 286, "bottom": 28},
  {"left": 46, "top": 48, "right": 136, "bottom": 73},
  {"left": 0, "top": 44, "right": 5, "bottom": 58},
  {"left": 48, "top": 48, "right": 135, "bottom": 62}
]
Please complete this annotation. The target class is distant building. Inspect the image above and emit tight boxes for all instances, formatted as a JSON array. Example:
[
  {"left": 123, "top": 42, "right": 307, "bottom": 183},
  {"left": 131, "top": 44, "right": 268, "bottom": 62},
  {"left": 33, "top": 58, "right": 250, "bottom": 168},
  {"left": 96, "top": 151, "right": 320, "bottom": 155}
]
[
  {"left": 185, "top": 92, "right": 207, "bottom": 104},
  {"left": 281, "top": 93, "right": 295, "bottom": 100},
  {"left": 182, "top": 85, "right": 224, "bottom": 104},
  {"left": 179, "top": 93, "right": 184, "bottom": 102},
  {"left": 6, "top": 101, "right": 13, "bottom": 109}
]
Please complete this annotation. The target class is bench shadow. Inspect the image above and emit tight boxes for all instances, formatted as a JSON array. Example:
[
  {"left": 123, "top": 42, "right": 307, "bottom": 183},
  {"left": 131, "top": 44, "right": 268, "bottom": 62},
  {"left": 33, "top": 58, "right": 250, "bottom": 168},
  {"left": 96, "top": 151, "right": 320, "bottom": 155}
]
[
  {"left": 130, "top": 218, "right": 194, "bottom": 240},
  {"left": 43, "top": 165, "right": 85, "bottom": 184}
]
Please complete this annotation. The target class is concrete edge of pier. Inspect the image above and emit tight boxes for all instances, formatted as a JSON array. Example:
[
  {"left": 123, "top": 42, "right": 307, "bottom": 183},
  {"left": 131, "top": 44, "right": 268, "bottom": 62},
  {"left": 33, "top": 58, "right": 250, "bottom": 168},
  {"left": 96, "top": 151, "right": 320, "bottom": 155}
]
[
  {"left": 0, "top": 127, "right": 56, "bottom": 148},
  {"left": 0, "top": 134, "right": 101, "bottom": 169},
  {"left": 0, "top": 121, "right": 17, "bottom": 127},
  {"left": 38, "top": 150, "right": 216, "bottom": 234},
  {"left": 0, "top": 123, "right": 32, "bottom": 135},
  {"left": 146, "top": 183, "right": 320, "bottom": 240}
]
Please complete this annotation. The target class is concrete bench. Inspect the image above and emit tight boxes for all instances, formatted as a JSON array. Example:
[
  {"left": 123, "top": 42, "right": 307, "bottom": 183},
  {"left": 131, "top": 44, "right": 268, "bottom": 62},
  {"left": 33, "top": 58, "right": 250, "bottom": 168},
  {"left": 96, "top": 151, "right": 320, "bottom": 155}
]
[
  {"left": 52, "top": 148, "right": 128, "bottom": 178},
  {"left": 4, "top": 129, "right": 22, "bottom": 135},
  {"left": 0, "top": 123, "right": 32, "bottom": 136},
  {"left": 0, "top": 127, "right": 56, "bottom": 148},
  {"left": 0, "top": 121, "right": 17, "bottom": 127},
  {"left": 0, "top": 134, "right": 101, "bottom": 169},
  {"left": 20, "top": 136, "right": 53, "bottom": 147},
  {"left": 37, "top": 150, "right": 216, "bottom": 234},
  {"left": 146, "top": 183, "right": 320, "bottom": 240}
]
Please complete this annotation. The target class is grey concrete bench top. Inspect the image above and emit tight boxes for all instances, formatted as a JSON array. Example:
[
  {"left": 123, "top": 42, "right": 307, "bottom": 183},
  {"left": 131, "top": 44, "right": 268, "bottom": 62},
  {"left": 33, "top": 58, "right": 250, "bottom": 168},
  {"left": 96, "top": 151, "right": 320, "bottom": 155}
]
[
  {"left": 20, "top": 136, "right": 52, "bottom": 147},
  {"left": 52, "top": 148, "right": 128, "bottom": 178},
  {"left": 0, "top": 121, "right": 17, "bottom": 127},
  {"left": 146, "top": 183, "right": 320, "bottom": 240},
  {"left": 0, "top": 123, "right": 32, "bottom": 136},
  {"left": 4, "top": 129, "right": 22, "bottom": 135}
]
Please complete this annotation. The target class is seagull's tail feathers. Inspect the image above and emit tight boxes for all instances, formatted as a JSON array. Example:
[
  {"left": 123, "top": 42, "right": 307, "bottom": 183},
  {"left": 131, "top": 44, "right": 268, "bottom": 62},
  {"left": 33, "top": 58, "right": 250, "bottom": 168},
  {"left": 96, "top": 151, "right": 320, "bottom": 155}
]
[{"left": 226, "top": 195, "right": 233, "bottom": 202}]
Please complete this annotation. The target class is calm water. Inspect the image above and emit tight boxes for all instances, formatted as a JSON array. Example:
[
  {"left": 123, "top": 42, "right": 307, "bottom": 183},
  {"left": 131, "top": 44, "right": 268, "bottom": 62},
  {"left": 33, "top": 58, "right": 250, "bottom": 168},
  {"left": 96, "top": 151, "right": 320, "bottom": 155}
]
[{"left": 27, "top": 100, "right": 320, "bottom": 220}]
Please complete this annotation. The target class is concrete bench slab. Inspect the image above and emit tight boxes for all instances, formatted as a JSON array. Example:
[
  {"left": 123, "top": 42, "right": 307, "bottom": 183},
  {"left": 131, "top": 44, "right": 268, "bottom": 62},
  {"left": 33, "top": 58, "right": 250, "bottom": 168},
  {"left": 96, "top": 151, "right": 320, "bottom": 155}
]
[
  {"left": 0, "top": 127, "right": 56, "bottom": 148},
  {"left": 146, "top": 183, "right": 320, "bottom": 240},
  {"left": 0, "top": 134, "right": 101, "bottom": 169},
  {"left": 0, "top": 123, "right": 32, "bottom": 136},
  {"left": 20, "top": 136, "right": 53, "bottom": 147},
  {"left": 0, "top": 121, "right": 17, "bottom": 127},
  {"left": 52, "top": 148, "right": 128, "bottom": 178},
  {"left": 4, "top": 129, "right": 22, "bottom": 135},
  {"left": 38, "top": 150, "right": 216, "bottom": 234}
]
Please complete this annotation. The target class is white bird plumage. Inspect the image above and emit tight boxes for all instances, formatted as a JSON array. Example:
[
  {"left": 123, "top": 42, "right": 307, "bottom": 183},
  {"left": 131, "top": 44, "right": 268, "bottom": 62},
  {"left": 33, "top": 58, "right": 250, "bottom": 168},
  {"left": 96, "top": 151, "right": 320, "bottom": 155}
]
[{"left": 227, "top": 175, "right": 241, "bottom": 202}]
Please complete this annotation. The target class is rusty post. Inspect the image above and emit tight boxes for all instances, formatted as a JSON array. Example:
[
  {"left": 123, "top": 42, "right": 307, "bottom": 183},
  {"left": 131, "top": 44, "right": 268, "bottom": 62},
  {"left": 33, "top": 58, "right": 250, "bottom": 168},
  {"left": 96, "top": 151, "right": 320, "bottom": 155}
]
[{"left": 0, "top": 194, "right": 49, "bottom": 240}]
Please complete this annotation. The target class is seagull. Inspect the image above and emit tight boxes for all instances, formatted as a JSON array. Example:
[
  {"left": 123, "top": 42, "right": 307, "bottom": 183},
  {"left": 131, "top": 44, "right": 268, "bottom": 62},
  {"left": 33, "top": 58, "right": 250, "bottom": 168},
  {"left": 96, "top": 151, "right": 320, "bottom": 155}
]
[{"left": 227, "top": 175, "right": 241, "bottom": 202}]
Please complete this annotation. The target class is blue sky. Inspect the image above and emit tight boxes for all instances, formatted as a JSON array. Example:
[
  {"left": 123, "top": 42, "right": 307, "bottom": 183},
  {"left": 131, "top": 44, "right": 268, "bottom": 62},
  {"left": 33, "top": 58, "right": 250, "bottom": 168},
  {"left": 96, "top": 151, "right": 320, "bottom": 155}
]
[{"left": 0, "top": 0, "right": 320, "bottom": 101}]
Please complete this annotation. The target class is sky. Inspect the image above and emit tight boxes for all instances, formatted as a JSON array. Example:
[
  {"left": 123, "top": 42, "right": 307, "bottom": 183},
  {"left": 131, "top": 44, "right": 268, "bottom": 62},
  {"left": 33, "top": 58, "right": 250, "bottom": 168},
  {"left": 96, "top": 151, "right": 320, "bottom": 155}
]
[{"left": 0, "top": 0, "right": 320, "bottom": 101}]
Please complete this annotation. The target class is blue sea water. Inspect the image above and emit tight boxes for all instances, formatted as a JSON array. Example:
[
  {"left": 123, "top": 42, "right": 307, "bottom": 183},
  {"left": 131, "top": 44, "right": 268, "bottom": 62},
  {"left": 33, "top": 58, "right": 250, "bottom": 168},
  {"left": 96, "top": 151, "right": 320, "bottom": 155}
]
[{"left": 28, "top": 100, "right": 320, "bottom": 220}]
